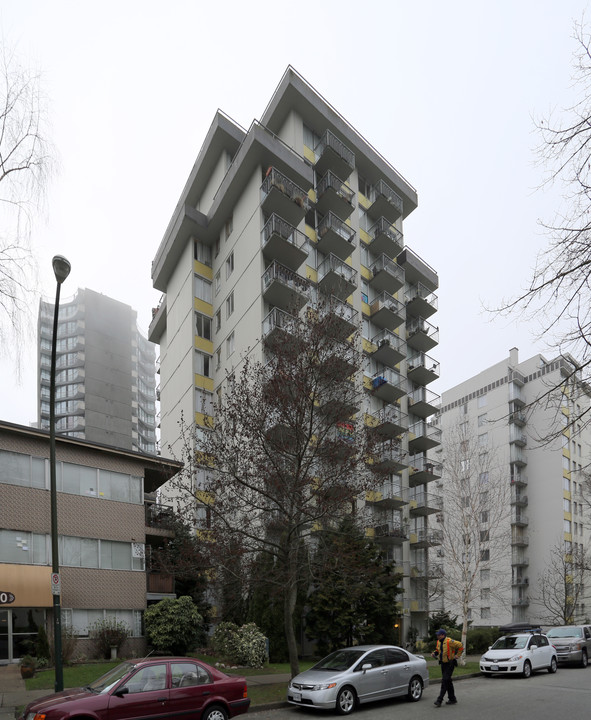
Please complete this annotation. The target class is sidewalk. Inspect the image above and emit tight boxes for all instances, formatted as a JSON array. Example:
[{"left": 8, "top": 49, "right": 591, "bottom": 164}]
[{"left": 0, "top": 664, "right": 50, "bottom": 720}]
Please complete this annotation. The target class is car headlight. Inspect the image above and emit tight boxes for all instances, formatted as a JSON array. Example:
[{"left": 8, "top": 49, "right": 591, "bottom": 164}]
[
  {"left": 509, "top": 654, "right": 524, "bottom": 662},
  {"left": 569, "top": 643, "right": 582, "bottom": 651},
  {"left": 311, "top": 683, "right": 337, "bottom": 691},
  {"left": 26, "top": 714, "right": 46, "bottom": 720}
]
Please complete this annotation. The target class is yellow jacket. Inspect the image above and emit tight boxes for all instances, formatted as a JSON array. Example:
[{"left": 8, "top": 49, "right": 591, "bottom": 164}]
[{"left": 435, "top": 637, "right": 463, "bottom": 663}]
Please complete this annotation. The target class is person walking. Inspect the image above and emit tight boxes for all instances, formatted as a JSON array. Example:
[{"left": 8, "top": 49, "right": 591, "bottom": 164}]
[{"left": 432, "top": 628, "right": 463, "bottom": 707}]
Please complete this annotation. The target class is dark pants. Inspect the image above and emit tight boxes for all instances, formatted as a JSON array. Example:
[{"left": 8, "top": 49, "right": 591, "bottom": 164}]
[{"left": 437, "top": 661, "right": 456, "bottom": 702}]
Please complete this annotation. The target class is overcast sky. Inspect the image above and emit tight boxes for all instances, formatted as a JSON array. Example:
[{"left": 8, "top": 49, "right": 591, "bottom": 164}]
[{"left": 0, "top": 0, "right": 588, "bottom": 426}]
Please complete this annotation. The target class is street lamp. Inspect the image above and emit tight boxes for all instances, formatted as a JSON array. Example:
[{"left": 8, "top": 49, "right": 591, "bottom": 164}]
[{"left": 49, "top": 254, "right": 71, "bottom": 692}]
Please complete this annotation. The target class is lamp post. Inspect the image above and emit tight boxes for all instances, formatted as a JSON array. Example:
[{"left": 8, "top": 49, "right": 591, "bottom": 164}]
[{"left": 49, "top": 254, "right": 71, "bottom": 693}]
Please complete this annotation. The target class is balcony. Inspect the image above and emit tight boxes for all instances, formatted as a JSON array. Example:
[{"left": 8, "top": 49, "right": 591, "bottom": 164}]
[
  {"left": 406, "top": 317, "right": 439, "bottom": 353},
  {"left": 318, "top": 296, "right": 359, "bottom": 341},
  {"left": 314, "top": 129, "right": 355, "bottom": 179},
  {"left": 369, "top": 255, "right": 405, "bottom": 295},
  {"left": 409, "top": 490, "right": 443, "bottom": 516},
  {"left": 315, "top": 171, "right": 355, "bottom": 219},
  {"left": 509, "top": 369, "right": 526, "bottom": 386},
  {"left": 512, "top": 577, "right": 529, "bottom": 587},
  {"left": 410, "top": 562, "right": 443, "bottom": 579},
  {"left": 370, "top": 368, "right": 408, "bottom": 403},
  {"left": 511, "top": 510, "right": 529, "bottom": 527},
  {"left": 407, "top": 352, "right": 440, "bottom": 386},
  {"left": 509, "top": 382, "right": 525, "bottom": 407},
  {"left": 510, "top": 473, "right": 528, "bottom": 487},
  {"left": 512, "top": 597, "right": 530, "bottom": 607},
  {"left": 408, "top": 456, "right": 442, "bottom": 486},
  {"left": 372, "top": 441, "right": 407, "bottom": 473},
  {"left": 509, "top": 409, "right": 527, "bottom": 426},
  {"left": 408, "top": 387, "right": 441, "bottom": 418},
  {"left": 262, "top": 260, "right": 312, "bottom": 312},
  {"left": 510, "top": 446, "right": 527, "bottom": 467},
  {"left": 147, "top": 572, "right": 174, "bottom": 595},
  {"left": 368, "top": 405, "right": 408, "bottom": 438},
  {"left": 318, "top": 385, "right": 359, "bottom": 420},
  {"left": 145, "top": 502, "right": 176, "bottom": 532},
  {"left": 511, "top": 550, "right": 529, "bottom": 566},
  {"left": 317, "top": 254, "right": 358, "bottom": 300},
  {"left": 408, "top": 420, "right": 442, "bottom": 453},
  {"left": 511, "top": 531, "right": 529, "bottom": 547},
  {"left": 368, "top": 217, "right": 404, "bottom": 258},
  {"left": 406, "top": 283, "right": 438, "bottom": 320},
  {"left": 317, "top": 340, "right": 357, "bottom": 380},
  {"left": 261, "top": 167, "right": 310, "bottom": 226},
  {"left": 369, "top": 292, "right": 406, "bottom": 330},
  {"left": 262, "top": 308, "right": 297, "bottom": 350},
  {"left": 261, "top": 214, "right": 308, "bottom": 271},
  {"left": 510, "top": 428, "right": 527, "bottom": 447},
  {"left": 397, "top": 247, "right": 438, "bottom": 291},
  {"left": 373, "top": 521, "right": 409, "bottom": 544},
  {"left": 370, "top": 330, "right": 406, "bottom": 368},
  {"left": 316, "top": 211, "right": 356, "bottom": 260},
  {"left": 364, "top": 179, "right": 403, "bottom": 224},
  {"left": 410, "top": 528, "right": 443, "bottom": 548},
  {"left": 510, "top": 486, "right": 528, "bottom": 506},
  {"left": 366, "top": 481, "right": 407, "bottom": 509}
]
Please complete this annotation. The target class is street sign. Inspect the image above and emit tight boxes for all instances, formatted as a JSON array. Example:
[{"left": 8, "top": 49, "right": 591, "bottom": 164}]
[
  {"left": 51, "top": 573, "right": 61, "bottom": 595},
  {"left": 0, "top": 591, "right": 15, "bottom": 605}
]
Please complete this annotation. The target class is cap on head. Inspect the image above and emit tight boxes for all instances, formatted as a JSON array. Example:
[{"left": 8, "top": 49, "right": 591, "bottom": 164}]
[{"left": 436, "top": 629, "right": 446, "bottom": 636}]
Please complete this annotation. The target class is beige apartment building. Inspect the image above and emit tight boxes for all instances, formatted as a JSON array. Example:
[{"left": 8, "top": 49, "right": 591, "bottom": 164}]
[
  {"left": 435, "top": 348, "right": 591, "bottom": 627},
  {"left": 149, "top": 67, "right": 441, "bottom": 639},
  {"left": 0, "top": 420, "right": 181, "bottom": 664}
]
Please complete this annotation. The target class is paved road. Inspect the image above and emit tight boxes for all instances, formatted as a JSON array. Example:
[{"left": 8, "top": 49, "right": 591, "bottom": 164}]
[{"left": 252, "top": 667, "right": 591, "bottom": 720}]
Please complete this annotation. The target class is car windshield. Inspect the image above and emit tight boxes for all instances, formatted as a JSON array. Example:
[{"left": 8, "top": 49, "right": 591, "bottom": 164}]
[
  {"left": 547, "top": 627, "right": 583, "bottom": 638},
  {"left": 312, "top": 650, "right": 366, "bottom": 672},
  {"left": 88, "top": 662, "right": 136, "bottom": 693},
  {"left": 491, "top": 636, "right": 528, "bottom": 650}
]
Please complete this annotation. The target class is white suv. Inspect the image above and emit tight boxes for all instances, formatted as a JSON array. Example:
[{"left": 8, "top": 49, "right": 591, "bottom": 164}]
[{"left": 480, "top": 632, "right": 558, "bottom": 677}]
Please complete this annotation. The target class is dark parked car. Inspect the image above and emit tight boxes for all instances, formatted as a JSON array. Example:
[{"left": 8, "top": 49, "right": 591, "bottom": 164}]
[
  {"left": 546, "top": 625, "right": 591, "bottom": 667},
  {"left": 19, "top": 657, "right": 250, "bottom": 720}
]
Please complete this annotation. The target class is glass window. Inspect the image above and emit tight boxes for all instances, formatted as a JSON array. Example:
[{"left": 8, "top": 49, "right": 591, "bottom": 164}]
[
  {"left": 226, "top": 292, "right": 234, "bottom": 318},
  {"left": 101, "top": 540, "right": 132, "bottom": 570},
  {"left": 195, "top": 312, "right": 212, "bottom": 340},
  {"left": 194, "top": 276, "right": 212, "bottom": 303},
  {"left": 477, "top": 394, "right": 487, "bottom": 408},
  {"left": 478, "top": 433, "right": 488, "bottom": 446},
  {"left": 126, "top": 663, "right": 168, "bottom": 694},
  {"left": 226, "top": 332, "right": 235, "bottom": 358},
  {"left": 226, "top": 252, "right": 234, "bottom": 279},
  {"left": 215, "top": 310, "right": 221, "bottom": 333},
  {"left": 478, "top": 413, "right": 487, "bottom": 427},
  {"left": 0, "top": 530, "right": 47, "bottom": 564},
  {"left": 194, "top": 241, "right": 212, "bottom": 267},
  {"left": 195, "top": 351, "right": 212, "bottom": 378}
]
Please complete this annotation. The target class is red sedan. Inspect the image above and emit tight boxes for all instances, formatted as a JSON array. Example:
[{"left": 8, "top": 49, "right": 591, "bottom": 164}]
[{"left": 19, "top": 657, "right": 250, "bottom": 720}]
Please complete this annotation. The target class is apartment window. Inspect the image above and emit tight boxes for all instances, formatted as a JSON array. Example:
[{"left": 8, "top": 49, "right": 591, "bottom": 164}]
[
  {"left": 564, "top": 520, "right": 572, "bottom": 533},
  {"left": 480, "top": 491, "right": 489, "bottom": 505},
  {"left": 477, "top": 394, "right": 487, "bottom": 408},
  {"left": 215, "top": 309, "right": 221, "bottom": 333},
  {"left": 194, "top": 351, "right": 212, "bottom": 378},
  {"left": 215, "top": 271, "right": 221, "bottom": 296},
  {"left": 226, "top": 252, "right": 234, "bottom": 279},
  {"left": 480, "top": 549, "right": 490, "bottom": 562},
  {"left": 478, "top": 413, "right": 487, "bottom": 427},
  {"left": 195, "top": 388, "right": 214, "bottom": 416},
  {"left": 195, "top": 312, "right": 212, "bottom": 340},
  {"left": 226, "top": 292, "right": 234, "bottom": 319},
  {"left": 478, "top": 433, "right": 488, "bottom": 447},
  {"left": 215, "top": 348, "right": 221, "bottom": 370},
  {"left": 194, "top": 241, "right": 212, "bottom": 267},
  {"left": 564, "top": 477, "right": 571, "bottom": 492},
  {"left": 362, "top": 317, "right": 370, "bottom": 339},
  {"left": 360, "top": 244, "right": 370, "bottom": 268},
  {"left": 226, "top": 332, "right": 235, "bottom": 358},
  {"left": 0, "top": 451, "right": 46, "bottom": 489},
  {"left": 480, "top": 588, "right": 490, "bottom": 601},
  {"left": 461, "top": 496, "right": 470, "bottom": 508},
  {"left": 480, "top": 529, "right": 490, "bottom": 542},
  {"left": 460, "top": 403, "right": 468, "bottom": 415},
  {"left": 564, "top": 498, "right": 571, "bottom": 513},
  {"left": 225, "top": 215, "right": 233, "bottom": 239},
  {"left": 480, "top": 568, "right": 490, "bottom": 583},
  {"left": 479, "top": 471, "right": 489, "bottom": 485},
  {"left": 563, "top": 456, "right": 570, "bottom": 472},
  {"left": 480, "top": 607, "right": 491, "bottom": 620},
  {"left": 215, "top": 236, "right": 220, "bottom": 258},
  {"left": 0, "top": 530, "right": 47, "bottom": 564},
  {"left": 358, "top": 175, "right": 371, "bottom": 198},
  {"left": 194, "top": 275, "right": 212, "bottom": 304}
]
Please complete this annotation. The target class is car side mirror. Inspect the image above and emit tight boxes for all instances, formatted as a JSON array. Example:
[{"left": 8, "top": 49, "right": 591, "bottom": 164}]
[
  {"left": 361, "top": 663, "right": 372, "bottom": 672},
  {"left": 114, "top": 687, "right": 129, "bottom": 697},
  {"left": 530, "top": 644, "right": 537, "bottom": 650}
]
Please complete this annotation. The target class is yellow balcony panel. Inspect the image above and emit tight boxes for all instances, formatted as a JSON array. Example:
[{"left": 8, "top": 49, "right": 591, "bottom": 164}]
[
  {"left": 194, "top": 260, "right": 213, "bottom": 279},
  {"left": 194, "top": 298, "right": 213, "bottom": 315},
  {"left": 195, "top": 337, "right": 213, "bottom": 353},
  {"left": 194, "top": 375, "right": 214, "bottom": 392}
]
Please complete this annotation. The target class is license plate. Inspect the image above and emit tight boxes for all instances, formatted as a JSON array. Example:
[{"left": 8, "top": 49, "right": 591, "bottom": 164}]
[
  {"left": 293, "top": 692, "right": 301, "bottom": 702},
  {"left": 491, "top": 664, "right": 499, "bottom": 671}
]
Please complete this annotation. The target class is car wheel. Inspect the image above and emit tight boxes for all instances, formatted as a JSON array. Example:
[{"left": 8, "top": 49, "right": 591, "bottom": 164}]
[
  {"left": 202, "top": 706, "right": 228, "bottom": 720},
  {"left": 407, "top": 676, "right": 423, "bottom": 702},
  {"left": 548, "top": 657, "right": 558, "bottom": 674},
  {"left": 581, "top": 650, "right": 588, "bottom": 668},
  {"left": 522, "top": 660, "right": 532, "bottom": 678},
  {"left": 336, "top": 686, "right": 356, "bottom": 715}
]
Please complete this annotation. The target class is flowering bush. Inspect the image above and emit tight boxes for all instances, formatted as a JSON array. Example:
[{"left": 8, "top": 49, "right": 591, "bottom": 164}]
[
  {"left": 212, "top": 621, "right": 266, "bottom": 668},
  {"left": 145, "top": 596, "right": 203, "bottom": 655}
]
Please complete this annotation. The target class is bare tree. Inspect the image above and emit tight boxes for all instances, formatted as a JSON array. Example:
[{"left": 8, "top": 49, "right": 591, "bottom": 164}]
[
  {"left": 0, "top": 43, "right": 54, "bottom": 355},
  {"left": 494, "top": 20, "right": 591, "bottom": 446},
  {"left": 435, "top": 421, "right": 511, "bottom": 652},
  {"left": 534, "top": 542, "right": 591, "bottom": 625},
  {"left": 167, "top": 304, "right": 384, "bottom": 676}
]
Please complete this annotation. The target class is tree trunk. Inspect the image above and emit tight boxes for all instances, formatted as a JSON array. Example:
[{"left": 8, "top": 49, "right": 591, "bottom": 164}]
[{"left": 284, "top": 570, "right": 300, "bottom": 677}]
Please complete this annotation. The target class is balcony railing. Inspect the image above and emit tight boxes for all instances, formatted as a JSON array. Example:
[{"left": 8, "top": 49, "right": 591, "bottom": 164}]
[
  {"left": 397, "top": 246, "right": 438, "bottom": 291},
  {"left": 368, "top": 217, "right": 404, "bottom": 258},
  {"left": 317, "top": 254, "right": 358, "bottom": 300},
  {"left": 369, "top": 291, "right": 406, "bottom": 330},
  {"left": 317, "top": 296, "right": 359, "bottom": 340},
  {"left": 406, "top": 317, "right": 439, "bottom": 352},
  {"left": 370, "top": 329, "right": 406, "bottom": 368},
  {"left": 409, "top": 490, "right": 443, "bottom": 514},
  {"left": 262, "top": 260, "right": 312, "bottom": 311},
  {"left": 261, "top": 214, "right": 308, "bottom": 270},
  {"left": 370, "top": 368, "right": 408, "bottom": 403},
  {"left": 369, "top": 254, "right": 405, "bottom": 295},
  {"left": 407, "top": 351, "right": 440, "bottom": 385},
  {"left": 405, "top": 282, "right": 438, "bottom": 319},
  {"left": 368, "top": 405, "right": 408, "bottom": 438},
  {"left": 262, "top": 308, "right": 297, "bottom": 348},
  {"left": 261, "top": 167, "right": 310, "bottom": 225},
  {"left": 407, "top": 386, "right": 441, "bottom": 418},
  {"left": 408, "top": 420, "right": 442, "bottom": 451},
  {"left": 314, "top": 129, "right": 355, "bottom": 178},
  {"left": 316, "top": 171, "right": 355, "bottom": 218},
  {"left": 365, "top": 178, "right": 403, "bottom": 223},
  {"left": 316, "top": 211, "right": 356, "bottom": 260},
  {"left": 373, "top": 521, "right": 409, "bottom": 542}
]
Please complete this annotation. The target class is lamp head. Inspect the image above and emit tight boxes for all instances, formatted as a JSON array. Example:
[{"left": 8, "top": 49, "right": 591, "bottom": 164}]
[{"left": 52, "top": 255, "right": 71, "bottom": 285}]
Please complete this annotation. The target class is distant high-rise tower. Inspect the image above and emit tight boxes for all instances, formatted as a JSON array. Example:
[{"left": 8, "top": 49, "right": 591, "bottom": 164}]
[{"left": 38, "top": 288, "right": 157, "bottom": 454}]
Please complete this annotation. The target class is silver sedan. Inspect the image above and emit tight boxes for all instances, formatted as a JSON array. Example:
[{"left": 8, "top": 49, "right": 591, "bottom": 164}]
[{"left": 287, "top": 645, "right": 429, "bottom": 715}]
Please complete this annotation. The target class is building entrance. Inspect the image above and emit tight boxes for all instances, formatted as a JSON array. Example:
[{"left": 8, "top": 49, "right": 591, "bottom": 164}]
[{"left": 0, "top": 608, "right": 45, "bottom": 664}]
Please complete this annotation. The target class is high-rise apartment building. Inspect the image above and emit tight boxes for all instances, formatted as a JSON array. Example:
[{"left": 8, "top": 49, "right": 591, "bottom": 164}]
[
  {"left": 435, "top": 348, "right": 591, "bottom": 626},
  {"left": 149, "top": 67, "right": 441, "bottom": 638},
  {"left": 38, "top": 288, "right": 157, "bottom": 454}
]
